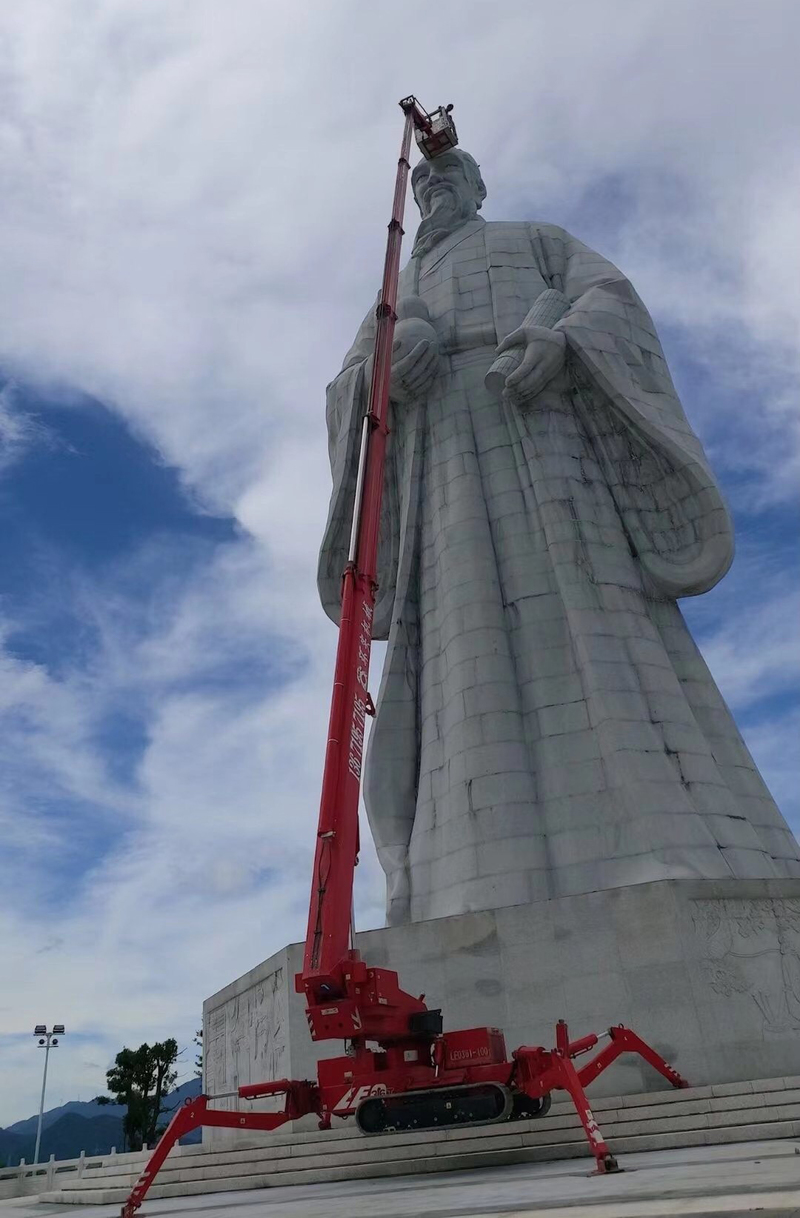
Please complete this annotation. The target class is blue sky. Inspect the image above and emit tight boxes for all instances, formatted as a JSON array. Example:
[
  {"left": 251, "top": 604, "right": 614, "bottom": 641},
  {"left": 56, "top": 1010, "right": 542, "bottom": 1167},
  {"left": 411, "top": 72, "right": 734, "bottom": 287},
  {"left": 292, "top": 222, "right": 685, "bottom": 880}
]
[
  {"left": 0, "top": 0, "right": 798, "bottom": 1126},
  {"left": 0, "top": 392, "right": 235, "bottom": 911}
]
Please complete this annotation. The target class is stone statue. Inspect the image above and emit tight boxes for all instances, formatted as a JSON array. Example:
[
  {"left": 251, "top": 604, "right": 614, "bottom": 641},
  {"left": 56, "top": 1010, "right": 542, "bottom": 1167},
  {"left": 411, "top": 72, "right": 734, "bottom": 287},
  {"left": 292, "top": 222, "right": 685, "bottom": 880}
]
[{"left": 319, "top": 149, "right": 800, "bottom": 926}]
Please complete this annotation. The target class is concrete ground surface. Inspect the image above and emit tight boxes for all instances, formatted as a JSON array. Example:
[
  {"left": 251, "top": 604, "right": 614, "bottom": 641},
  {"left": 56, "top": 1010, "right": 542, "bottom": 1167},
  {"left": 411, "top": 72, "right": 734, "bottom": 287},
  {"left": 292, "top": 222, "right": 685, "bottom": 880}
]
[{"left": 1, "top": 1139, "right": 799, "bottom": 1218}]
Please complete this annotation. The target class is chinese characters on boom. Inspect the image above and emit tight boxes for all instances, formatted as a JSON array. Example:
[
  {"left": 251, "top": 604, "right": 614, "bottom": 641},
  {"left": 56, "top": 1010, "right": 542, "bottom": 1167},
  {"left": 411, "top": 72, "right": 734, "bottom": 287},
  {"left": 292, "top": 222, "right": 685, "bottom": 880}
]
[{"left": 348, "top": 598, "right": 374, "bottom": 781}]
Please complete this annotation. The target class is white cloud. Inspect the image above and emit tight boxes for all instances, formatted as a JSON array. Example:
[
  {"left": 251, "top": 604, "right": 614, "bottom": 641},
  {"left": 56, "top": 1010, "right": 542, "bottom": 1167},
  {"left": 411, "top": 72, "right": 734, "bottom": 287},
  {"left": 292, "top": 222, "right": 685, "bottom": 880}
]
[
  {"left": 0, "top": 381, "right": 58, "bottom": 472},
  {"left": 0, "top": 0, "right": 798, "bottom": 1124},
  {"left": 1, "top": 1, "right": 799, "bottom": 512},
  {"left": 694, "top": 584, "right": 800, "bottom": 711}
]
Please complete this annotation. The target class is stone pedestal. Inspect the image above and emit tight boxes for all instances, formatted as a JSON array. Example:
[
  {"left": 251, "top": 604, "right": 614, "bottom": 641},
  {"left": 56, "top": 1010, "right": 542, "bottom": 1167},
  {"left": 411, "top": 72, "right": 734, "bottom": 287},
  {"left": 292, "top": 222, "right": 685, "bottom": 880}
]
[{"left": 202, "top": 878, "right": 800, "bottom": 1146}]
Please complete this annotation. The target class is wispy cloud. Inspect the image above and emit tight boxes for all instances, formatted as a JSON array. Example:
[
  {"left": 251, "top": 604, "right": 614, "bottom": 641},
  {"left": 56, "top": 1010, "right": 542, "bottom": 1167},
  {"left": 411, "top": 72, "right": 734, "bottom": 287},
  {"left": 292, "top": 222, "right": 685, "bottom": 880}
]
[
  {"left": 0, "top": 382, "right": 59, "bottom": 473},
  {"left": 695, "top": 582, "right": 800, "bottom": 711}
]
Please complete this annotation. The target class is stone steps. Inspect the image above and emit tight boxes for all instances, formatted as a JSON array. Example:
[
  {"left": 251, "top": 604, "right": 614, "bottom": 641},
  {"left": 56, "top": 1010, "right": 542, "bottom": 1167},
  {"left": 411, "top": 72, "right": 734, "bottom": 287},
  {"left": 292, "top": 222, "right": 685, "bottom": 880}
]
[{"left": 40, "top": 1075, "right": 800, "bottom": 1206}]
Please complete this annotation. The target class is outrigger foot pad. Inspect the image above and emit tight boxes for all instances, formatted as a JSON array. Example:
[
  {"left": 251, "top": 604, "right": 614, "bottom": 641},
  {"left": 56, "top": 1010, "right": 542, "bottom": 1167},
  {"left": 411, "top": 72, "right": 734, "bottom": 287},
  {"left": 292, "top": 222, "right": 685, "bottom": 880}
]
[{"left": 594, "top": 1153, "right": 622, "bottom": 1174}]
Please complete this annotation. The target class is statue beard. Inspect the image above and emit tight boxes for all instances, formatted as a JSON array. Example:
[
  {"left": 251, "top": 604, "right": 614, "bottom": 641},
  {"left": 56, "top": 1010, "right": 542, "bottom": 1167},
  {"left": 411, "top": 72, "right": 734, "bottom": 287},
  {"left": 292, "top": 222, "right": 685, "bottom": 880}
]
[{"left": 412, "top": 185, "right": 478, "bottom": 258}]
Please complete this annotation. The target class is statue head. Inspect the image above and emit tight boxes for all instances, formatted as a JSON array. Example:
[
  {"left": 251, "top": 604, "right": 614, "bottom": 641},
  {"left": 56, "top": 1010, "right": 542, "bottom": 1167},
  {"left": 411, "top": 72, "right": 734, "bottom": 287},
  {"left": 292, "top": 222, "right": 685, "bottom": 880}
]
[{"left": 411, "top": 149, "right": 487, "bottom": 257}]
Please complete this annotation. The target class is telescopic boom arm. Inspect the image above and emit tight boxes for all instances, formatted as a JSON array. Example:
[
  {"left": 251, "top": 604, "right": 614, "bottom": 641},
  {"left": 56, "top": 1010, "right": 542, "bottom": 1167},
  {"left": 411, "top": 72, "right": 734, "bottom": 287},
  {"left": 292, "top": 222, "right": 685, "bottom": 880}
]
[{"left": 300, "top": 97, "right": 454, "bottom": 1008}]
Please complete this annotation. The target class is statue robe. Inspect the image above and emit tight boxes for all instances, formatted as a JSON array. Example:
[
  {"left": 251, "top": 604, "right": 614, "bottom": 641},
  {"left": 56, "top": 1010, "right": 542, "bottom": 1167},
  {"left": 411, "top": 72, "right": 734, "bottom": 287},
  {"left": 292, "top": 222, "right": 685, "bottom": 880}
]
[{"left": 319, "top": 217, "right": 800, "bottom": 925}]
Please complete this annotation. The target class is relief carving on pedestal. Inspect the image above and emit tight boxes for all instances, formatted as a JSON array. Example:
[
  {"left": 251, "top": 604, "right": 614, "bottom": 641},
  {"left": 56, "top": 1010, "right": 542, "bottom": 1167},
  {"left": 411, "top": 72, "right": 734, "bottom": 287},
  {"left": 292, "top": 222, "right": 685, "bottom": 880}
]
[
  {"left": 253, "top": 970, "right": 287, "bottom": 1083},
  {"left": 206, "top": 967, "right": 288, "bottom": 1109},
  {"left": 692, "top": 898, "right": 800, "bottom": 1035},
  {"left": 206, "top": 1008, "right": 227, "bottom": 1093}
]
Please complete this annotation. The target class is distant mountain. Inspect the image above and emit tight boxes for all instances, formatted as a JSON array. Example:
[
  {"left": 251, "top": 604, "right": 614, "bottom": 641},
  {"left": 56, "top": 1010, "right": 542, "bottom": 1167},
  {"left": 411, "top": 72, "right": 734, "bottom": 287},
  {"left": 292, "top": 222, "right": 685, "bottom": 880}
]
[
  {"left": 5, "top": 1098, "right": 126, "bottom": 1139},
  {"left": 0, "top": 1113, "right": 125, "bottom": 1166},
  {"left": 0, "top": 1078, "right": 202, "bottom": 1166}
]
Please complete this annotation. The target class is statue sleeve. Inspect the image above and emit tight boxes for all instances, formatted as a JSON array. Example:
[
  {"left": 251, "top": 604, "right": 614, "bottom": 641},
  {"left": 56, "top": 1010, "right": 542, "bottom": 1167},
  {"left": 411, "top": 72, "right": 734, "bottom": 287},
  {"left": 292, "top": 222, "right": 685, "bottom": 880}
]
[
  {"left": 549, "top": 228, "right": 733, "bottom": 597},
  {"left": 317, "top": 300, "right": 400, "bottom": 638}
]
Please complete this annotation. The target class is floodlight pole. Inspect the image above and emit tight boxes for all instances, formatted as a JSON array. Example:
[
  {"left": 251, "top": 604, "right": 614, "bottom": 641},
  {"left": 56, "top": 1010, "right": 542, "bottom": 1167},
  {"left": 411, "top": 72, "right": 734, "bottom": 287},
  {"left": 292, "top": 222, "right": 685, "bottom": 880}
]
[
  {"left": 33, "top": 1039, "right": 51, "bottom": 1166},
  {"left": 33, "top": 1026, "right": 63, "bottom": 1166}
]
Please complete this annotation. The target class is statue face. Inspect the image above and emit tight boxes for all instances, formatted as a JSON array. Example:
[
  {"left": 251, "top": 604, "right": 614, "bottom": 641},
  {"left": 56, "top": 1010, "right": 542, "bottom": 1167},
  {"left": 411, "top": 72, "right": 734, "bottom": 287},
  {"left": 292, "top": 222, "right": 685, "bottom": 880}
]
[
  {"left": 411, "top": 150, "right": 486, "bottom": 256},
  {"left": 412, "top": 152, "right": 481, "bottom": 219}
]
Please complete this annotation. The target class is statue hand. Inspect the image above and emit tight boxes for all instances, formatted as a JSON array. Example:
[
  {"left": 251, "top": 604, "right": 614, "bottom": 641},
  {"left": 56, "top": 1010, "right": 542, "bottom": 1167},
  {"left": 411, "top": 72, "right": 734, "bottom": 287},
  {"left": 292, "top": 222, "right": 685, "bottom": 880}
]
[
  {"left": 391, "top": 339, "right": 440, "bottom": 403},
  {"left": 495, "top": 323, "right": 566, "bottom": 403}
]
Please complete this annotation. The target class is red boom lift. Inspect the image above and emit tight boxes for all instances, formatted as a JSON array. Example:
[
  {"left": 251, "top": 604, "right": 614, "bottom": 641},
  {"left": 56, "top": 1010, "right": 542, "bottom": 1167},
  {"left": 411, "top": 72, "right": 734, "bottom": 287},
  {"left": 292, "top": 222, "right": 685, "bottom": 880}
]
[{"left": 120, "top": 97, "right": 687, "bottom": 1217}]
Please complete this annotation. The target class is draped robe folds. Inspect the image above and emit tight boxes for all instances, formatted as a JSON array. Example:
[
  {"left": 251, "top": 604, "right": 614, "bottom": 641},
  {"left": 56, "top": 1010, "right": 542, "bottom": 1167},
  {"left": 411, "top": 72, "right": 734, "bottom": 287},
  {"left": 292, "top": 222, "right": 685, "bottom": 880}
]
[{"left": 319, "top": 218, "right": 800, "bottom": 926}]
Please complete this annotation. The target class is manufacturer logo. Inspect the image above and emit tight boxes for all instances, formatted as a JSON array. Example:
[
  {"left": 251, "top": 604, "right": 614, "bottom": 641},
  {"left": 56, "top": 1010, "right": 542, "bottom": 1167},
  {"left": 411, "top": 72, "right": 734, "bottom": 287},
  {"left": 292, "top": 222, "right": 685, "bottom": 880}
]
[{"left": 333, "top": 1083, "right": 389, "bottom": 1112}]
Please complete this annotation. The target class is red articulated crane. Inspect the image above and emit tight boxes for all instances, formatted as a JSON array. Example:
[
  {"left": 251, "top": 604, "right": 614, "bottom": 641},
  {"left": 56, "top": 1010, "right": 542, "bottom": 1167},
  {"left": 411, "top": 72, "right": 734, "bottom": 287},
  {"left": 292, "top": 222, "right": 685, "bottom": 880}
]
[{"left": 120, "top": 97, "right": 687, "bottom": 1218}]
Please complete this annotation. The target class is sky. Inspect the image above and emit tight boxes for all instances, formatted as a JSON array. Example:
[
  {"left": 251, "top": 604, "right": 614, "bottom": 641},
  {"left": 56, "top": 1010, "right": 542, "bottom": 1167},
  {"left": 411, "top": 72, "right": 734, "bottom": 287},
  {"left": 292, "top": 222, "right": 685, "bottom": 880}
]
[{"left": 0, "top": 0, "right": 798, "bottom": 1126}]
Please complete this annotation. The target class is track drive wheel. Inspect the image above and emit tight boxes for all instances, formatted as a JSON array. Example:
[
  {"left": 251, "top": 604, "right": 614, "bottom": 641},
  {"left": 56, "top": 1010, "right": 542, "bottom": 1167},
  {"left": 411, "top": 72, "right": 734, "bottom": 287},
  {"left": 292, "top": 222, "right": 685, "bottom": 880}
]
[{"left": 511, "top": 1091, "right": 552, "bottom": 1120}]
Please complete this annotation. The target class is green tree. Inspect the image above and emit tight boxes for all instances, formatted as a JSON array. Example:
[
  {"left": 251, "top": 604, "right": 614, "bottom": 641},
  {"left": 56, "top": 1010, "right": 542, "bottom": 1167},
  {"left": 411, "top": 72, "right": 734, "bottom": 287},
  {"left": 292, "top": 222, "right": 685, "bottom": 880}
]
[{"left": 96, "top": 1039, "right": 179, "bottom": 1151}]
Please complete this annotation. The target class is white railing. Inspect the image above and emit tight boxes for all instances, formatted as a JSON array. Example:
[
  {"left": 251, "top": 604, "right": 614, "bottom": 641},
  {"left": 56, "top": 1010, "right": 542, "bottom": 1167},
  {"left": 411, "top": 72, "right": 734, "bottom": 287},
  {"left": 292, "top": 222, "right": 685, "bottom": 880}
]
[{"left": 0, "top": 1144, "right": 158, "bottom": 1200}]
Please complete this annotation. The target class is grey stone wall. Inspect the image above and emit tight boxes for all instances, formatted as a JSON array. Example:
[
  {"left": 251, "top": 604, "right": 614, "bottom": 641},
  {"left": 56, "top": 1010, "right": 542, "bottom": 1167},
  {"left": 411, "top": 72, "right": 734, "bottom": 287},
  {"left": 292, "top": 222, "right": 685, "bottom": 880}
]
[{"left": 203, "top": 878, "right": 800, "bottom": 1145}]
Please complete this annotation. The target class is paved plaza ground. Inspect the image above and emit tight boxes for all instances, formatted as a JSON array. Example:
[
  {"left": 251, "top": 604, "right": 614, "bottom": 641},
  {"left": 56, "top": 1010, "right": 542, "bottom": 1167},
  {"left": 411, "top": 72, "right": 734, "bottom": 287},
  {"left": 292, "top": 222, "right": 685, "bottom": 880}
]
[{"left": 2, "top": 1138, "right": 799, "bottom": 1218}]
